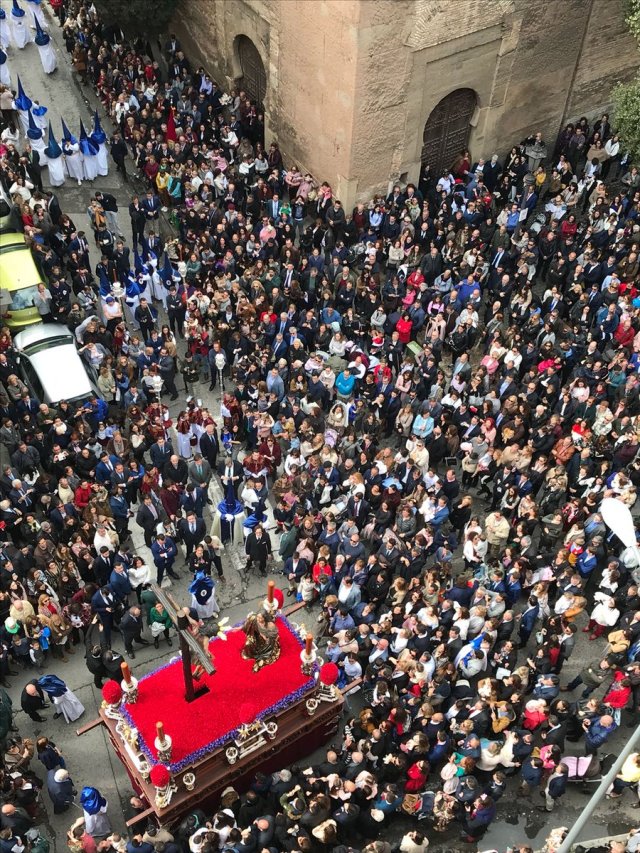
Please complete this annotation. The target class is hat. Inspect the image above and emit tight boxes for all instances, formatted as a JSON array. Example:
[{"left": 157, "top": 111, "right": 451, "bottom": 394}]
[
  {"left": 4, "top": 617, "right": 19, "bottom": 634},
  {"left": 105, "top": 296, "right": 114, "bottom": 303}
]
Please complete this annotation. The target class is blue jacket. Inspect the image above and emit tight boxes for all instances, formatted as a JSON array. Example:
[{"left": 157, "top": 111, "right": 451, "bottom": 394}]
[
  {"left": 151, "top": 537, "right": 178, "bottom": 567},
  {"left": 519, "top": 604, "right": 539, "bottom": 634},
  {"left": 584, "top": 719, "right": 617, "bottom": 748},
  {"left": 109, "top": 568, "right": 132, "bottom": 600},
  {"left": 547, "top": 772, "right": 567, "bottom": 799},
  {"left": 95, "top": 455, "right": 120, "bottom": 484}
]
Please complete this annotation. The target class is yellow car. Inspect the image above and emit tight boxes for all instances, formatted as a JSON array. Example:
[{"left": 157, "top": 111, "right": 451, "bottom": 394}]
[{"left": 0, "top": 231, "right": 43, "bottom": 329}]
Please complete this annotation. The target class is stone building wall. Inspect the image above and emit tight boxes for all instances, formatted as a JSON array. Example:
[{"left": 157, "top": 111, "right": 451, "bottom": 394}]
[{"left": 171, "top": 0, "right": 639, "bottom": 209}]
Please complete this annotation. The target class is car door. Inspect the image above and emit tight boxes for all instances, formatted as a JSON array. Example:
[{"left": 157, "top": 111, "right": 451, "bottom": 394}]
[{"left": 17, "top": 353, "right": 46, "bottom": 402}]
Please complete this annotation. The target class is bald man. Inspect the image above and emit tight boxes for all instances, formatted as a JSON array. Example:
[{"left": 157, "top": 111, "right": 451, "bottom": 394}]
[{"left": 20, "top": 679, "right": 47, "bottom": 722}]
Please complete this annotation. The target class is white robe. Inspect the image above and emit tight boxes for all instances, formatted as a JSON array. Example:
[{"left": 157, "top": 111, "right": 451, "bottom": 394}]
[
  {"left": 11, "top": 17, "right": 30, "bottom": 49},
  {"left": 29, "top": 135, "right": 46, "bottom": 157},
  {"left": 28, "top": 3, "right": 47, "bottom": 28},
  {"left": 53, "top": 688, "right": 85, "bottom": 723},
  {"left": 45, "top": 155, "right": 65, "bottom": 187},
  {"left": 82, "top": 152, "right": 99, "bottom": 181},
  {"left": 0, "top": 21, "right": 10, "bottom": 50},
  {"left": 37, "top": 41, "right": 57, "bottom": 74},
  {"left": 96, "top": 142, "right": 109, "bottom": 176},
  {"left": 64, "top": 145, "right": 84, "bottom": 182},
  {"left": 83, "top": 806, "right": 111, "bottom": 837},
  {"left": 32, "top": 108, "right": 48, "bottom": 132},
  {"left": 17, "top": 109, "right": 31, "bottom": 137},
  {"left": 149, "top": 270, "right": 166, "bottom": 306},
  {"left": 191, "top": 589, "right": 219, "bottom": 619}
]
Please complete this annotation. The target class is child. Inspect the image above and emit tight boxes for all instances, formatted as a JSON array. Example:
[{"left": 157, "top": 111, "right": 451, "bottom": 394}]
[{"left": 29, "top": 640, "right": 45, "bottom": 670}]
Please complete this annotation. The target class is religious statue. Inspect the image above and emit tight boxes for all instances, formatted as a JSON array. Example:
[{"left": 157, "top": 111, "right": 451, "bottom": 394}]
[{"left": 241, "top": 610, "right": 281, "bottom": 672}]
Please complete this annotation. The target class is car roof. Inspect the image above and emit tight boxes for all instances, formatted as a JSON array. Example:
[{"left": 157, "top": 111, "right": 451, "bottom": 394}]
[
  {"left": 28, "top": 345, "right": 93, "bottom": 402},
  {"left": 0, "top": 231, "right": 26, "bottom": 249},
  {"left": 13, "top": 323, "right": 74, "bottom": 351}
]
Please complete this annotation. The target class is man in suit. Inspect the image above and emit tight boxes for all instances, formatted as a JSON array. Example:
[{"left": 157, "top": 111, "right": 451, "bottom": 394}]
[
  {"left": 95, "top": 453, "right": 120, "bottom": 485},
  {"left": 218, "top": 454, "right": 243, "bottom": 499},
  {"left": 346, "top": 493, "right": 370, "bottom": 530},
  {"left": 177, "top": 511, "right": 206, "bottom": 559},
  {"left": 149, "top": 436, "right": 173, "bottom": 469},
  {"left": 49, "top": 501, "right": 77, "bottom": 532},
  {"left": 244, "top": 525, "right": 272, "bottom": 577},
  {"left": 9, "top": 479, "right": 35, "bottom": 512},
  {"left": 141, "top": 190, "right": 160, "bottom": 236},
  {"left": 120, "top": 606, "right": 150, "bottom": 658},
  {"left": 129, "top": 194, "right": 146, "bottom": 246},
  {"left": 163, "top": 454, "right": 188, "bottom": 486},
  {"left": 188, "top": 454, "right": 212, "bottom": 489},
  {"left": 198, "top": 423, "right": 219, "bottom": 470},
  {"left": 135, "top": 494, "right": 161, "bottom": 548},
  {"left": 91, "top": 586, "right": 118, "bottom": 647},
  {"left": 92, "top": 547, "right": 114, "bottom": 587},
  {"left": 179, "top": 482, "right": 207, "bottom": 518},
  {"left": 150, "top": 533, "right": 179, "bottom": 584}
]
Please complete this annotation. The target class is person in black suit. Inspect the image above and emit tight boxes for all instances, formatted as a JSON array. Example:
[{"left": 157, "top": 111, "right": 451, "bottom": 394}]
[
  {"left": 198, "top": 424, "right": 220, "bottom": 469},
  {"left": 135, "top": 495, "right": 162, "bottom": 548},
  {"left": 177, "top": 511, "right": 206, "bottom": 558},
  {"left": 129, "top": 194, "right": 146, "bottom": 246},
  {"left": 21, "top": 679, "right": 48, "bottom": 722},
  {"left": 244, "top": 525, "right": 272, "bottom": 576},
  {"left": 23, "top": 146, "right": 43, "bottom": 191},
  {"left": 120, "top": 606, "right": 150, "bottom": 658},
  {"left": 218, "top": 455, "right": 243, "bottom": 499},
  {"left": 346, "top": 493, "right": 370, "bottom": 530},
  {"left": 163, "top": 455, "right": 188, "bottom": 487},
  {"left": 92, "top": 547, "right": 114, "bottom": 587},
  {"left": 49, "top": 501, "right": 77, "bottom": 531}
]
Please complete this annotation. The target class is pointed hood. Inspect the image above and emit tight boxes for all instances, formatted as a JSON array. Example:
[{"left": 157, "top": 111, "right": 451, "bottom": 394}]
[
  {"left": 125, "top": 276, "right": 142, "bottom": 306},
  {"left": 78, "top": 119, "right": 98, "bottom": 155},
  {"left": 79, "top": 787, "right": 107, "bottom": 816},
  {"left": 60, "top": 118, "right": 77, "bottom": 145},
  {"left": 98, "top": 267, "right": 112, "bottom": 297},
  {"left": 32, "top": 102, "right": 48, "bottom": 118},
  {"left": 26, "top": 110, "right": 43, "bottom": 141},
  {"left": 14, "top": 77, "right": 32, "bottom": 112},
  {"left": 0, "top": 9, "right": 5, "bottom": 21},
  {"left": 34, "top": 15, "right": 49, "bottom": 46},
  {"left": 12, "top": 0, "right": 25, "bottom": 18},
  {"left": 43, "top": 122, "right": 61, "bottom": 159},
  {"left": 0, "top": 49, "right": 6, "bottom": 66},
  {"left": 161, "top": 254, "right": 177, "bottom": 285},
  {"left": 91, "top": 109, "right": 106, "bottom": 145},
  {"left": 134, "top": 247, "right": 143, "bottom": 276}
]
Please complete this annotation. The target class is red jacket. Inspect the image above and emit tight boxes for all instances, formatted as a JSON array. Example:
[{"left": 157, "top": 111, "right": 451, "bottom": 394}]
[
  {"left": 395, "top": 317, "right": 413, "bottom": 344},
  {"left": 603, "top": 671, "right": 631, "bottom": 709}
]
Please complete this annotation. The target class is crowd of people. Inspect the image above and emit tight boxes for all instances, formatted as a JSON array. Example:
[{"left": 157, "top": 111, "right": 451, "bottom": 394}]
[{"left": 2, "top": 0, "right": 640, "bottom": 852}]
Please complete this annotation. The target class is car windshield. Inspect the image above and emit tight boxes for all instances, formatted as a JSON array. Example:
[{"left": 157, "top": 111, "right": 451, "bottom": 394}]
[
  {"left": 22, "top": 336, "right": 73, "bottom": 355},
  {"left": 8, "top": 285, "right": 38, "bottom": 311}
]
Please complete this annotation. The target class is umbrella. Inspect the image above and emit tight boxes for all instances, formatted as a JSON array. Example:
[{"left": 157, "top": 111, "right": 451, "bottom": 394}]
[
  {"left": 14, "top": 76, "right": 32, "bottom": 111},
  {"left": 43, "top": 122, "right": 62, "bottom": 159}
]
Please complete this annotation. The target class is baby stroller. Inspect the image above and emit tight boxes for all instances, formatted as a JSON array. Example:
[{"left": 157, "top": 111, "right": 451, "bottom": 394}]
[{"left": 562, "top": 752, "right": 615, "bottom": 793}]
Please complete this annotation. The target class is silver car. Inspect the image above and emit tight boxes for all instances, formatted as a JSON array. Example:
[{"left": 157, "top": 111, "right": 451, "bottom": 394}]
[{"left": 12, "top": 323, "right": 101, "bottom": 405}]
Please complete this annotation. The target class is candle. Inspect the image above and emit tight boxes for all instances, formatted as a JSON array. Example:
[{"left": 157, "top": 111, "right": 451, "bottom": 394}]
[
  {"left": 121, "top": 662, "right": 132, "bottom": 685},
  {"left": 156, "top": 722, "right": 165, "bottom": 743},
  {"left": 305, "top": 634, "right": 313, "bottom": 656},
  {"left": 267, "top": 580, "right": 275, "bottom": 603}
]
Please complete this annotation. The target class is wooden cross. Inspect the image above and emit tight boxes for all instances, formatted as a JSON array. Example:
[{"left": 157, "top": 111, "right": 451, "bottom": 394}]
[{"left": 150, "top": 584, "right": 215, "bottom": 703}]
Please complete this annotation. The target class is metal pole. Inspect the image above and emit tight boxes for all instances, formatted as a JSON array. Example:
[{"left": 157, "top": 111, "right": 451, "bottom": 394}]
[{"left": 556, "top": 724, "right": 640, "bottom": 853}]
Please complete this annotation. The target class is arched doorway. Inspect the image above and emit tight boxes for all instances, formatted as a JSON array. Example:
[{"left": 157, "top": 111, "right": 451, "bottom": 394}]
[
  {"left": 421, "top": 89, "right": 477, "bottom": 176},
  {"left": 236, "top": 35, "right": 267, "bottom": 108}
]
